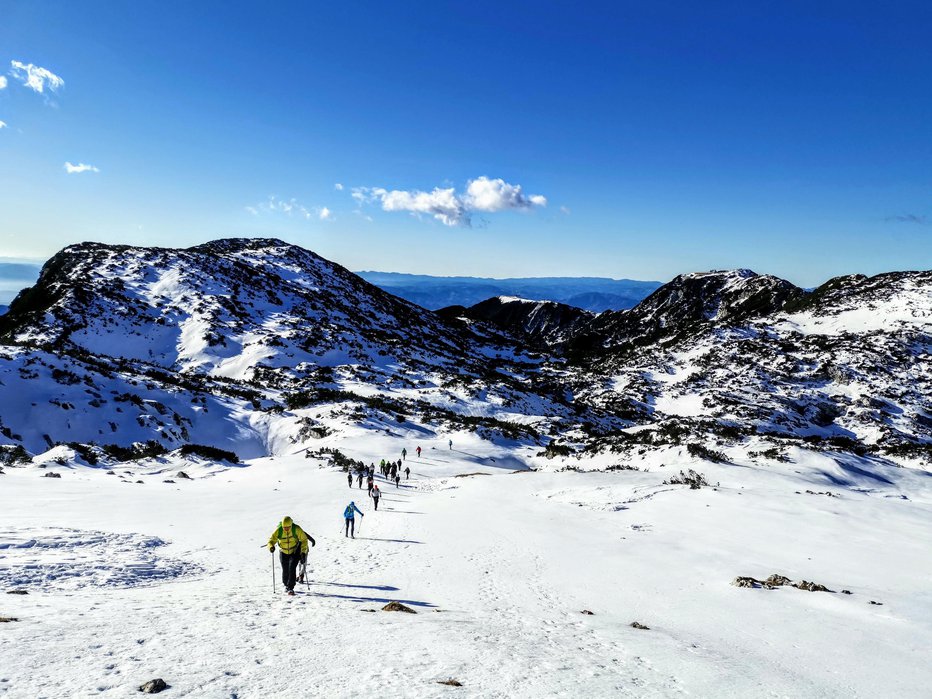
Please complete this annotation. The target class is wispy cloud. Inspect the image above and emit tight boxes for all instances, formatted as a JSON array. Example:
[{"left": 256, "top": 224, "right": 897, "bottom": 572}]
[
  {"left": 0, "top": 121, "right": 6, "bottom": 129},
  {"left": 10, "top": 60, "right": 64, "bottom": 94},
  {"left": 246, "top": 196, "right": 333, "bottom": 222},
  {"left": 885, "top": 214, "right": 927, "bottom": 225},
  {"left": 560, "top": 205, "right": 571, "bottom": 215},
  {"left": 64, "top": 162, "right": 99, "bottom": 174},
  {"left": 0, "top": 76, "right": 7, "bottom": 90},
  {"left": 351, "top": 176, "right": 546, "bottom": 227},
  {"left": 334, "top": 183, "right": 344, "bottom": 191}
]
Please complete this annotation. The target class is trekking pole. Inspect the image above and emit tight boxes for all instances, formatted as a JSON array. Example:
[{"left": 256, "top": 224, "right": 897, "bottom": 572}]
[{"left": 271, "top": 549, "right": 276, "bottom": 594}]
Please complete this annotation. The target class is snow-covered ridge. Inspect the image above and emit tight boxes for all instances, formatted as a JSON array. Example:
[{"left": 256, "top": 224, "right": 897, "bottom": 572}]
[{"left": 0, "top": 238, "right": 929, "bottom": 471}]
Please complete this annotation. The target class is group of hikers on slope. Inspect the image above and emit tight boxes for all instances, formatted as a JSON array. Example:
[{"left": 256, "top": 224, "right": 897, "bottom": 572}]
[
  {"left": 347, "top": 451, "right": 413, "bottom": 492},
  {"left": 268, "top": 442, "right": 452, "bottom": 595}
]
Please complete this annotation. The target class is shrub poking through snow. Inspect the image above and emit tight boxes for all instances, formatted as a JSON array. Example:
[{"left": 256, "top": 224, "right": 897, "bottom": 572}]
[
  {"left": 630, "top": 621, "right": 650, "bottom": 630},
  {"left": 178, "top": 444, "right": 239, "bottom": 463},
  {"left": 437, "top": 679, "right": 463, "bottom": 687},
  {"left": 686, "top": 443, "right": 729, "bottom": 463},
  {"left": 664, "top": 469, "right": 710, "bottom": 489}
]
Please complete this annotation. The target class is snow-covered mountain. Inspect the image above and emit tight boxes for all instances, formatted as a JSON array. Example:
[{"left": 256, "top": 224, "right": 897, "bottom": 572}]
[
  {"left": 0, "top": 240, "right": 929, "bottom": 471},
  {"left": 0, "top": 239, "right": 576, "bottom": 459},
  {"left": 3, "top": 240, "right": 932, "bottom": 698}
]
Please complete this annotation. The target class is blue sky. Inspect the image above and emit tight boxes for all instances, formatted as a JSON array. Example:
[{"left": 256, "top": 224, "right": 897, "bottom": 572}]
[{"left": 1, "top": 1, "right": 930, "bottom": 289}]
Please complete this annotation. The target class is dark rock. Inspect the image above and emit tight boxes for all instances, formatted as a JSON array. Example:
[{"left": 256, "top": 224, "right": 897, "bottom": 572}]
[
  {"left": 43, "top": 472, "right": 62, "bottom": 478},
  {"left": 176, "top": 471, "right": 191, "bottom": 479},
  {"left": 360, "top": 608, "right": 377, "bottom": 612},
  {"left": 382, "top": 601, "right": 417, "bottom": 614},
  {"left": 6, "top": 590, "right": 27, "bottom": 595},
  {"left": 765, "top": 574, "right": 792, "bottom": 587},
  {"left": 792, "top": 580, "right": 831, "bottom": 592},
  {"left": 842, "top": 589, "right": 853, "bottom": 595},
  {"left": 869, "top": 600, "right": 883, "bottom": 605},
  {"left": 580, "top": 609, "right": 594, "bottom": 615},
  {"left": 630, "top": 621, "right": 650, "bottom": 630},
  {"left": 732, "top": 576, "right": 764, "bottom": 589},
  {"left": 437, "top": 679, "right": 463, "bottom": 687},
  {"left": 0, "top": 617, "right": 18, "bottom": 622},
  {"left": 106, "top": 470, "right": 116, "bottom": 475},
  {"left": 163, "top": 479, "right": 175, "bottom": 484},
  {"left": 139, "top": 678, "right": 169, "bottom": 693},
  {"left": 135, "top": 480, "right": 144, "bottom": 484}
]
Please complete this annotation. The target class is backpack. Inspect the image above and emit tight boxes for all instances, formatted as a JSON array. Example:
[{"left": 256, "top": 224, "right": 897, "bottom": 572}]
[{"left": 277, "top": 522, "right": 301, "bottom": 540}]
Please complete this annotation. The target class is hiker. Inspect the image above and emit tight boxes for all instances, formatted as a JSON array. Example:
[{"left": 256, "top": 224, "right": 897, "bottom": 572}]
[
  {"left": 371, "top": 484, "right": 381, "bottom": 510},
  {"left": 404, "top": 466, "right": 410, "bottom": 480},
  {"left": 394, "top": 474, "right": 400, "bottom": 488},
  {"left": 343, "top": 501, "right": 364, "bottom": 538},
  {"left": 402, "top": 448, "right": 407, "bottom": 461},
  {"left": 267, "top": 516, "right": 315, "bottom": 596},
  {"left": 416, "top": 446, "right": 421, "bottom": 458},
  {"left": 347, "top": 472, "right": 353, "bottom": 487},
  {"left": 448, "top": 438, "right": 452, "bottom": 450},
  {"left": 357, "top": 471, "right": 364, "bottom": 488},
  {"left": 367, "top": 474, "right": 374, "bottom": 495}
]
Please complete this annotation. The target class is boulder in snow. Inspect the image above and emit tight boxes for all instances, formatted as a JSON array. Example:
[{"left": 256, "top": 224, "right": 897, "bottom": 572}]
[
  {"left": 43, "top": 472, "right": 62, "bottom": 479},
  {"left": 139, "top": 678, "right": 169, "bottom": 693},
  {"left": 382, "top": 601, "right": 417, "bottom": 614}
]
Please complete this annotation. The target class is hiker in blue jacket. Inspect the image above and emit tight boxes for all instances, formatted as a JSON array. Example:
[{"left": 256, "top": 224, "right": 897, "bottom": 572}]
[{"left": 344, "top": 501, "right": 364, "bottom": 538}]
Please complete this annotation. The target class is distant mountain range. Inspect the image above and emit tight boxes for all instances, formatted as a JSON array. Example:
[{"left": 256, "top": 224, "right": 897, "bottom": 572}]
[{"left": 356, "top": 271, "right": 662, "bottom": 311}]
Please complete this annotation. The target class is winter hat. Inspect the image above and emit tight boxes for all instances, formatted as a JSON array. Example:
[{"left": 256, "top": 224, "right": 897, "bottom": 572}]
[{"left": 282, "top": 516, "right": 293, "bottom": 527}]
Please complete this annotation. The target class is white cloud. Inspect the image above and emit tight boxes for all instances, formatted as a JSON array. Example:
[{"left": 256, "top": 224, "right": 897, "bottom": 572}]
[
  {"left": 334, "top": 183, "right": 344, "bottom": 191},
  {"left": 0, "top": 121, "right": 6, "bottom": 129},
  {"left": 10, "top": 60, "right": 64, "bottom": 94},
  {"left": 464, "top": 176, "right": 547, "bottom": 212},
  {"left": 0, "top": 76, "right": 7, "bottom": 90},
  {"left": 64, "top": 162, "right": 99, "bottom": 174},
  {"left": 351, "top": 176, "right": 546, "bottom": 227},
  {"left": 560, "top": 205, "right": 571, "bottom": 215},
  {"left": 318, "top": 207, "right": 333, "bottom": 221}
]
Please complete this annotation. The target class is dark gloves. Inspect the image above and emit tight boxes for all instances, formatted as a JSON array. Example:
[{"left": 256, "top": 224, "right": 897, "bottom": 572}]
[{"left": 268, "top": 545, "right": 275, "bottom": 552}]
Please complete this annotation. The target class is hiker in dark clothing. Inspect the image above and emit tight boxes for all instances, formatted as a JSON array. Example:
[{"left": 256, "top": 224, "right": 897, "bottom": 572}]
[
  {"left": 402, "top": 448, "right": 407, "bottom": 461},
  {"left": 394, "top": 474, "right": 400, "bottom": 488},
  {"left": 416, "top": 446, "right": 421, "bottom": 458},
  {"left": 367, "top": 475, "right": 374, "bottom": 495},
  {"left": 404, "top": 466, "right": 410, "bottom": 480},
  {"left": 347, "top": 472, "right": 353, "bottom": 487},
  {"left": 357, "top": 471, "right": 364, "bottom": 488}
]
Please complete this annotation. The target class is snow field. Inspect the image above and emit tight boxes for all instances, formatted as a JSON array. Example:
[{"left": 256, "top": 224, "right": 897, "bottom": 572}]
[{"left": 1, "top": 440, "right": 931, "bottom": 697}]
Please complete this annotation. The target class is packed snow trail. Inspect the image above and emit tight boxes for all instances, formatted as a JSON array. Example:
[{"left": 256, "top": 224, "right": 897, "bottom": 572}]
[{"left": 1, "top": 447, "right": 932, "bottom": 697}]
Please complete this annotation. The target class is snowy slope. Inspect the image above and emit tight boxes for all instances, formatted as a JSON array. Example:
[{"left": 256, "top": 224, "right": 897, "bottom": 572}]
[{"left": 1, "top": 442, "right": 930, "bottom": 697}]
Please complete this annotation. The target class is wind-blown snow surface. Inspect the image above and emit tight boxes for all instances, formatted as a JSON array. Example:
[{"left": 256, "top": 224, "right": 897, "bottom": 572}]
[{"left": 2, "top": 435, "right": 931, "bottom": 697}]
